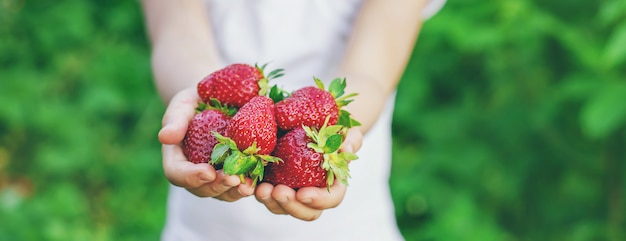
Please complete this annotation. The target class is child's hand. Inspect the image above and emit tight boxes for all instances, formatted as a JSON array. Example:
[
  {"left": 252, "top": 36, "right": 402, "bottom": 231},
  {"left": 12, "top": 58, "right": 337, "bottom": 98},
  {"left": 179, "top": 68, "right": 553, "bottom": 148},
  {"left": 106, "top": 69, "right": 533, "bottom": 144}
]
[
  {"left": 158, "top": 88, "right": 254, "bottom": 201},
  {"left": 254, "top": 128, "right": 363, "bottom": 221}
]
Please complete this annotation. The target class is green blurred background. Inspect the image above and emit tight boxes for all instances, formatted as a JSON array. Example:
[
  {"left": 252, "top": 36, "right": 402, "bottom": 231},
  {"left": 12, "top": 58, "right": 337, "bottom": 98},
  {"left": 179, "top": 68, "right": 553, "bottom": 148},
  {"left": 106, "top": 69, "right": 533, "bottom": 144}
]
[{"left": 1, "top": 0, "right": 625, "bottom": 240}]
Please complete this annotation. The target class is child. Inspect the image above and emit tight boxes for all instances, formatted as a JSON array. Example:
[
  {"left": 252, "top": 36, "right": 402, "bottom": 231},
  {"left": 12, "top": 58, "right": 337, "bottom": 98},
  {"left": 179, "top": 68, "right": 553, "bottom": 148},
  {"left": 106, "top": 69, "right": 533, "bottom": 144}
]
[{"left": 141, "top": 0, "right": 445, "bottom": 240}]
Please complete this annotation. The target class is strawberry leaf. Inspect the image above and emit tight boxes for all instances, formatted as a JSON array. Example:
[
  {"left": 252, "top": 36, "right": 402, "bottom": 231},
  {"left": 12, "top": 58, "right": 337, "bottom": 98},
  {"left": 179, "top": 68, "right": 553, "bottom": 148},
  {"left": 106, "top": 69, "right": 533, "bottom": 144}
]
[
  {"left": 210, "top": 143, "right": 230, "bottom": 165},
  {"left": 258, "top": 79, "right": 269, "bottom": 96},
  {"left": 314, "top": 77, "right": 325, "bottom": 90},
  {"left": 256, "top": 154, "right": 282, "bottom": 163},
  {"left": 323, "top": 134, "right": 343, "bottom": 153},
  {"left": 196, "top": 102, "right": 209, "bottom": 112},
  {"left": 307, "top": 143, "right": 325, "bottom": 153},
  {"left": 319, "top": 125, "right": 343, "bottom": 140},
  {"left": 326, "top": 170, "right": 335, "bottom": 192},
  {"left": 206, "top": 98, "right": 238, "bottom": 116},
  {"left": 322, "top": 154, "right": 332, "bottom": 170},
  {"left": 223, "top": 151, "right": 241, "bottom": 175},
  {"left": 269, "top": 85, "right": 288, "bottom": 103},
  {"left": 256, "top": 63, "right": 269, "bottom": 72},
  {"left": 328, "top": 153, "right": 350, "bottom": 185},
  {"left": 339, "top": 152, "right": 359, "bottom": 161},
  {"left": 335, "top": 93, "right": 358, "bottom": 108},
  {"left": 224, "top": 152, "right": 257, "bottom": 176},
  {"left": 213, "top": 132, "right": 238, "bottom": 150},
  {"left": 266, "top": 68, "right": 285, "bottom": 80},
  {"left": 328, "top": 78, "right": 346, "bottom": 98},
  {"left": 242, "top": 142, "right": 259, "bottom": 155},
  {"left": 337, "top": 110, "right": 361, "bottom": 128},
  {"left": 250, "top": 161, "right": 265, "bottom": 186}
]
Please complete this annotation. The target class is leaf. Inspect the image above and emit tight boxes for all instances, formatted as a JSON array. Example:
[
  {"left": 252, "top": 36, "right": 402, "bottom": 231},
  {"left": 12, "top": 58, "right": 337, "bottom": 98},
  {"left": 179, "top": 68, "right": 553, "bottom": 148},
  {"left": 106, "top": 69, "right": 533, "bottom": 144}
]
[
  {"left": 210, "top": 143, "right": 230, "bottom": 165},
  {"left": 307, "top": 143, "right": 325, "bottom": 153},
  {"left": 269, "top": 85, "right": 288, "bottom": 103},
  {"left": 603, "top": 22, "right": 626, "bottom": 68},
  {"left": 224, "top": 152, "right": 258, "bottom": 175},
  {"left": 250, "top": 161, "right": 265, "bottom": 186},
  {"left": 313, "top": 77, "right": 325, "bottom": 90},
  {"left": 326, "top": 170, "right": 335, "bottom": 191},
  {"left": 302, "top": 125, "right": 317, "bottom": 142},
  {"left": 327, "top": 153, "right": 350, "bottom": 185},
  {"left": 258, "top": 78, "right": 269, "bottom": 96},
  {"left": 339, "top": 152, "right": 359, "bottom": 161},
  {"left": 318, "top": 125, "right": 343, "bottom": 144},
  {"left": 328, "top": 78, "right": 346, "bottom": 98},
  {"left": 208, "top": 98, "right": 220, "bottom": 108},
  {"left": 212, "top": 132, "right": 238, "bottom": 150},
  {"left": 337, "top": 110, "right": 362, "bottom": 128},
  {"left": 222, "top": 151, "right": 242, "bottom": 175},
  {"left": 555, "top": 74, "right": 601, "bottom": 100},
  {"left": 580, "top": 83, "right": 626, "bottom": 139},
  {"left": 323, "top": 134, "right": 343, "bottom": 153},
  {"left": 196, "top": 101, "right": 208, "bottom": 112},
  {"left": 242, "top": 142, "right": 258, "bottom": 155},
  {"left": 266, "top": 68, "right": 285, "bottom": 80},
  {"left": 256, "top": 154, "right": 282, "bottom": 163},
  {"left": 256, "top": 63, "right": 269, "bottom": 72}
]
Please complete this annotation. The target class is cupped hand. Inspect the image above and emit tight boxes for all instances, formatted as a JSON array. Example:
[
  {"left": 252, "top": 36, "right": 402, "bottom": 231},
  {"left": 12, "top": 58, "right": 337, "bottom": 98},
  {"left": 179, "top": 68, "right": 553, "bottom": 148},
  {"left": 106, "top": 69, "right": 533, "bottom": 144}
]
[
  {"left": 254, "top": 128, "right": 363, "bottom": 221},
  {"left": 158, "top": 88, "right": 254, "bottom": 201}
]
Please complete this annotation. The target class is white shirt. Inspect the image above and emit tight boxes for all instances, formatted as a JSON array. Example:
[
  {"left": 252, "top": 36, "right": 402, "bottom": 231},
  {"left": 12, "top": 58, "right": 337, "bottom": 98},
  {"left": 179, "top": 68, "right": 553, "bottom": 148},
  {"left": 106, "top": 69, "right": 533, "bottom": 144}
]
[{"left": 162, "top": 1, "right": 445, "bottom": 240}]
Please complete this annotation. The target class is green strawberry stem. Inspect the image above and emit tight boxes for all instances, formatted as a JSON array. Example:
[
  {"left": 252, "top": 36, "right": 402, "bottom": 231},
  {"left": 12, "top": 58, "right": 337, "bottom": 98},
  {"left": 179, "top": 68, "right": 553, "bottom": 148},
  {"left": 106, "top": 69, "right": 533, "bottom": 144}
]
[
  {"left": 198, "top": 98, "right": 238, "bottom": 116},
  {"left": 268, "top": 85, "right": 290, "bottom": 103},
  {"left": 303, "top": 116, "right": 358, "bottom": 191},
  {"left": 210, "top": 132, "right": 281, "bottom": 186},
  {"left": 312, "top": 77, "right": 361, "bottom": 128},
  {"left": 256, "top": 63, "right": 285, "bottom": 96}
]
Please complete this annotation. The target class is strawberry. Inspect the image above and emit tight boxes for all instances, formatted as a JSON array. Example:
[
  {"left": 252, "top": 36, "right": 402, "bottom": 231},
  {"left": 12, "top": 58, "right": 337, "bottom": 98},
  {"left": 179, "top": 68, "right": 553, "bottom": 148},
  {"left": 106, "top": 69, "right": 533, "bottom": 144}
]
[
  {"left": 197, "top": 63, "right": 283, "bottom": 108},
  {"left": 264, "top": 118, "right": 358, "bottom": 190},
  {"left": 274, "top": 77, "right": 360, "bottom": 131},
  {"left": 183, "top": 101, "right": 236, "bottom": 164},
  {"left": 226, "top": 96, "right": 278, "bottom": 154},
  {"left": 211, "top": 96, "right": 281, "bottom": 185}
]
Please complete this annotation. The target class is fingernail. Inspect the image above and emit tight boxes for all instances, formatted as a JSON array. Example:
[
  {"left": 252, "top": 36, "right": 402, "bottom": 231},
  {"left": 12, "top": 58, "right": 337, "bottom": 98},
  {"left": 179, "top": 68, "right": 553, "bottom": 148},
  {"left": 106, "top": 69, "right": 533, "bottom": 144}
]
[{"left": 300, "top": 198, "right": 312, "bottom": 204}]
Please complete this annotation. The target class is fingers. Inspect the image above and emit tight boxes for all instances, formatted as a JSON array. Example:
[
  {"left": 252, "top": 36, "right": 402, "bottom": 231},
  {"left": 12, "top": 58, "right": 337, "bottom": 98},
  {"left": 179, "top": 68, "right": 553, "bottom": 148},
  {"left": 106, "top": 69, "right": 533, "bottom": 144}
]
[
  {"left": 158, "top": 88, "right": 254, "bottom": 202},
  {"left": 295, "top": 181, "right": 347, "bottom": 210},
  {"left": 271, "top": 185, "right": 323, "bottom": 221},
  {"left": 341, "top": 127, "right": 363, "bottom": 153},
  {"left": 188, "top": 171, "right": 255, "bottom": 201},
  {"left": 255, "top": 182, "right": 287, "bottom": 215},
  {"left": 162, "top": 144, "right": 252, "bottom": 201},
  {"left": 255, "top": 182, "right": 347, "bottom": 221},
  {"left": 253, "top": 128, "right": 356, "bottom": 220},
  {"left": 158, "top": 88, "right": 200, "bottom": 145},
  {"left": 162, "top": 143, "right": 216, "bottom": 188}
]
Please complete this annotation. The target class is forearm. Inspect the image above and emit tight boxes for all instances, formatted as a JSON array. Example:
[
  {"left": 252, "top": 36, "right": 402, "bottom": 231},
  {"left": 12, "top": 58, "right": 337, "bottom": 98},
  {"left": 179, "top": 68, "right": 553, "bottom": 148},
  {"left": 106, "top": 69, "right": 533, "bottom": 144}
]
[
  {"left": 141, "top": 0, "right": 221, "bottom": 103},
  {"left": 339, "top": 0, "right": 427, "bottom": 133}
]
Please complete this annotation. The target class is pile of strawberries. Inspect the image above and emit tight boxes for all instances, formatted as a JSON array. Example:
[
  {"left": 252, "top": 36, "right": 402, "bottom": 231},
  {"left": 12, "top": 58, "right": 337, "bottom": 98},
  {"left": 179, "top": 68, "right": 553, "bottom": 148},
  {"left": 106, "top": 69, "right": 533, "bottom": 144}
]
[{"left": 183, "top": 63, "right": 360, "bottom": 190}]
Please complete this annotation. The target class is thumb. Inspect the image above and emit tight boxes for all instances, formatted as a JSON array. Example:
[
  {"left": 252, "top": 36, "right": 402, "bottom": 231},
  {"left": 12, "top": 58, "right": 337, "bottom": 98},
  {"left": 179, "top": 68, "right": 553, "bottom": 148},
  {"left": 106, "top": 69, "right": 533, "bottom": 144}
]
[
  {"left": 341, "top": 128, "right": 363, "bottom": 153},
  {"left": 158, "top": 88, "right": 200, "bottom": 144}
]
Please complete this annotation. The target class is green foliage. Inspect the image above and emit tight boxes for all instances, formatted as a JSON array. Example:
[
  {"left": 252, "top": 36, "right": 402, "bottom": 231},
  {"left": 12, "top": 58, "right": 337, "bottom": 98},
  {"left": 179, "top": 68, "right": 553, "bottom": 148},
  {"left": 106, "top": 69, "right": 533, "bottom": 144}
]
[
  {"left": 1, "top": 0, "right": 624, "bottom": 240},
  {"left": 392, "top": 0, "right": 626, "bottom": 240},
  {"left": 0, "top": 1, "right": 166, "bottom": 240}
]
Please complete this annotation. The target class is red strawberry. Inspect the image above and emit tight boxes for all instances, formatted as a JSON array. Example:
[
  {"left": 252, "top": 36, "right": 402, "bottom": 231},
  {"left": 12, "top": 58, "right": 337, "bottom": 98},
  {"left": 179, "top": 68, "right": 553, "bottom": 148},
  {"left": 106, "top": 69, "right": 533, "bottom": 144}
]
[
  {"left": 227, "top": 96, "right": 278, "bottom": 154},
  {"left": 198, "top": 63, "right": 283, "bottom": 108},
  {"left": 183, "top": 102, "right": 235, "bottom": 164},
  {"left": 274, "top": 77, "right": 360, "bottom": 131},
  {"left": 211, "top": 96, "right": 281, "bottom": 184},
  {"left": 264, "top": 120, "right": 358, "bottom": 190}
]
